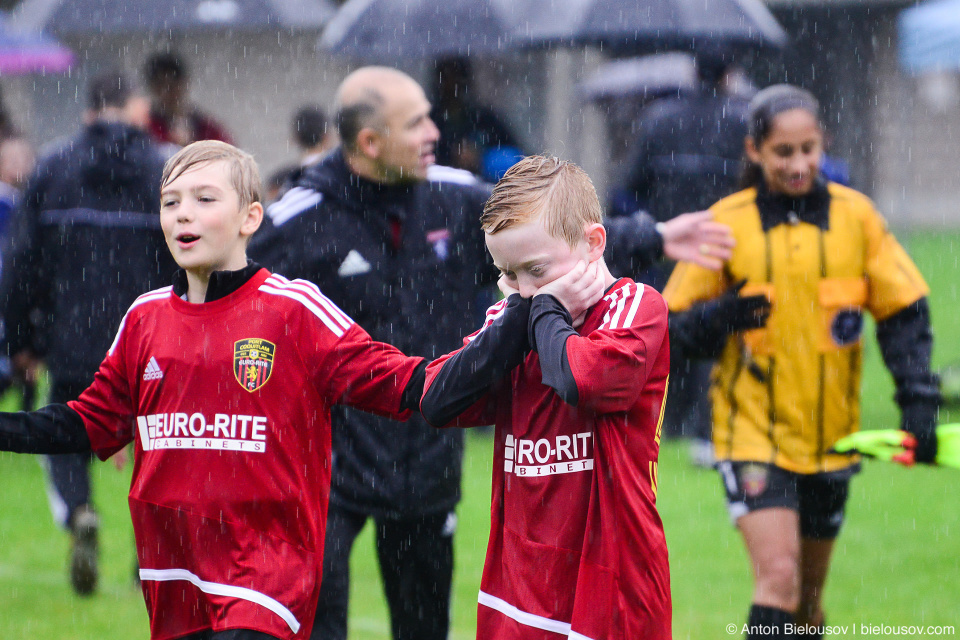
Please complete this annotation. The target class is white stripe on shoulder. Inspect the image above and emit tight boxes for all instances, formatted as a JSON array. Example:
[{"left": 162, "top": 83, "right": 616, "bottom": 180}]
[
  {"left": 263, "top": 275, "right": 353, "bottom": 330},
  {"left": 477, "top": 591, "right": 575, "bottom": 636},
  {"left": 620, "top": 283, "right": 645, "bottom": 328},
  {"left": 108, "top": 287, "right": 173, "bottom": 355},
  {"left": 599, "top": 286, "right": 626, "bottom": 331},
  {"left": 259, "top": 280, "right": 348, "bottom": 338},
  {"left": 266, "top": 186, "right": 323, "bottom": 226},
  {"left": 427, "top": 164, "right": 480, "bottom": 186}
]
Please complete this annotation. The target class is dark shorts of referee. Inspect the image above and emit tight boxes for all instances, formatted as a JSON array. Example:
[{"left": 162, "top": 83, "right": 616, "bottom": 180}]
[{"left": 717, "top": 461, "right": 860, "bottom": 540}]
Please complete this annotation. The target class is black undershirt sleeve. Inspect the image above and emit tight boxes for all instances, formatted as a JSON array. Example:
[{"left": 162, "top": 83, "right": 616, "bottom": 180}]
[
  {"left": 876, "top": 297, "right": 941, "bottom": 463},
  {"left": 528, "top": 295, "right": 579, "bottom": 406},
  {"left": 0, "top": 403, "right": 91, "bottom": 454},
  {"left": 421, "top": 295, "right": 531, "bottom": 427},
  {"left": 400, "top": 360, "right": 428, "bottom": 414},
  {"left": 667, "top": 302, "right": 728, "bottom": 360}
]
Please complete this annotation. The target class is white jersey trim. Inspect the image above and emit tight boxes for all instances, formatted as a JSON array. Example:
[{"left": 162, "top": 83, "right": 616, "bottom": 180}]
[
  {"left": 139, "top": 567, "right": 300, "bottom": 634},
  {"left": 260, "top": 276, "right": 354, "bottom": 339},
  {"left": 265, "top": 274, "right": 353, "bottom": 329},
  {"left": 108, "top": 287, "right": 172, "bottom": 355},
  {"left": 478, "top": 590, "right": 578, "bottom": 637},
  {"left": 266, "top": 186, "right": 323, "bottom": 226},
  {"left": 599, "top": 283, "right": 643, "bottom": 331}
]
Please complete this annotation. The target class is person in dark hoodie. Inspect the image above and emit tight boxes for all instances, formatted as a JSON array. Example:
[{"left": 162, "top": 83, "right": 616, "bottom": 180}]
[{"left": 0, "top": 71, "right": 174, "bottom": 596}]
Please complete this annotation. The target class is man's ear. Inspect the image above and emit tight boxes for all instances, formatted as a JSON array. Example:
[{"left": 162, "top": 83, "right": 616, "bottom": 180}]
[
  {"left": 240, "top": 201, "right": 264, "bottom": 238},
  {"left": 584, "top": 223, "right": 606, "bottom": 262},
  {"left": 744, "top": 136, "right": 761, "bottom": 165},
  {"left": 355, "top": 127, "right": 381, "bottom": 159}
]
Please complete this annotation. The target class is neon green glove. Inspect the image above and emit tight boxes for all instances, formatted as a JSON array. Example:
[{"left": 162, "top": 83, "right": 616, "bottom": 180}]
[{"left": 831, "top": 424, "right": 960, "bottom": 469}]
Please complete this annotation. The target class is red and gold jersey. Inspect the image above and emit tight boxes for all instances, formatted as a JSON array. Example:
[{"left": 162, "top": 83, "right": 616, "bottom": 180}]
[
  {"left": 69, "top": 269, "right": 420, "bottom": 640},
  {"left": 426, "top": 279, "right": 672, "bottom": 640}
]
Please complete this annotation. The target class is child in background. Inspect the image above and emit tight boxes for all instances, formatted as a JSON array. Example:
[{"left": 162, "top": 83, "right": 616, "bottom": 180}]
[
  {"left": 0, "top": 140, "right": 425, "bottom": 640},
  {"left": 421, "top": 155, "right": 672, "bottom": 639}
]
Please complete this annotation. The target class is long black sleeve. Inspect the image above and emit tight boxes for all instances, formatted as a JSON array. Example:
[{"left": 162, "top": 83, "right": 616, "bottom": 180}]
[
  {"left": 421, "top": 295, "right": 531, "bottom": 427},
  {"left": 0, "top": 403, "right": 91, "bottom": 454},
  {"left": 400, "top": 360, "right": 428, "bottom": 413},
  {"left": 604, "top": 212, "right": 664, "bottom": 277},
  {"left": 528, "top": 294, "right": 579, "bottom": 406},
  {"left": 876, "top": 297, "right": 940, "bottom": 463},
  {"left": 668, "top": 302, "right": 728, "bottom": 360}
]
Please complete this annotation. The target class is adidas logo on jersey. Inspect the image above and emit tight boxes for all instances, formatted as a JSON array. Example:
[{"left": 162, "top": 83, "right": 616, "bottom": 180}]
[
  {"left": 143, "top": 357, "right": 164, "bottom": 381},
  {"left": 338, "top": 249, "right": 372, "bottom": 277}
]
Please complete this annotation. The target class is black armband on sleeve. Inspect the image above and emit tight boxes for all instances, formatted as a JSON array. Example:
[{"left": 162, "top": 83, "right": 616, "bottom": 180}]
[
  {"left": 604, "top": 212, "right": 664, "bottom": 277},
  {"left": 529, "top": 295, "right": 580, "bottom": 406},
  {"left": 400, "top": 360, "right": 428, "bottom": 414},
  {"left": 876, "top": 298, "right": 940, "bottom": 463},
  {"left": 421, "top": 295, "right": 531, "bottom": 427},
  {"left": 0, "top": 403, "right": 91, "bottom": 454}
]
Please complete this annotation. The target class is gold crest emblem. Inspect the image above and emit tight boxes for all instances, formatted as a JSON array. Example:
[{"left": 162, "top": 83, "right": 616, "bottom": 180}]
[{"left": 234, "top": 338, "right": 275, "bottom": 392}]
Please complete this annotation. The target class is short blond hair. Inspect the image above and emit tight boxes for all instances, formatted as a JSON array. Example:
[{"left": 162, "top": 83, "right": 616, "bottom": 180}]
[
  {"left": 161, "top": 140, "right": 261, "bottom": 208},
  {"left": 481, "top": 155, "right": 602, "bottom": 247}
]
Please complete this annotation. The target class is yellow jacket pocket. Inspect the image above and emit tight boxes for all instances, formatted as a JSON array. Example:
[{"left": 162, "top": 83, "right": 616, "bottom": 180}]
[{"left": 819, "top": 278, "right": 868, "bottom": 350}]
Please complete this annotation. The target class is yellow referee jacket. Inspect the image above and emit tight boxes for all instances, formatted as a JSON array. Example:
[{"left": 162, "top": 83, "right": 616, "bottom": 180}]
[{"left": 663, "top": 181, "right": 929, "bottom": 473}]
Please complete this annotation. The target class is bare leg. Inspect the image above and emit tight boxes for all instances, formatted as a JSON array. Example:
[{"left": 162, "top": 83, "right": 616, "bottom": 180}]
[{"left": 738, "top": 507, "right": 801, "bottom": 612}]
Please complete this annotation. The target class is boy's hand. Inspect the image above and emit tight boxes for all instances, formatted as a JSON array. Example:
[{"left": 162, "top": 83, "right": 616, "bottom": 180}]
[
  {"left": 497, "top": 275, "right": 520, "bottom": 299},
  {"left": 535, "top": 261, "right": 605, "bottom": 327}
]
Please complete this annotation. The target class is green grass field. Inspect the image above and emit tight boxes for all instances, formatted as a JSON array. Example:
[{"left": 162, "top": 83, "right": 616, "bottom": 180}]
[{"left": 1, "top": 231, "right": 958, "bottom": 639}]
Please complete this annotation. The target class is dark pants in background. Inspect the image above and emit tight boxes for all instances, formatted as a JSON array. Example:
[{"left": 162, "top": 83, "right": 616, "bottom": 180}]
[
  {"left": 45, "top": 380, "right": 93, "bottom": 526},
  {"left": 312, "top": 503, "right": 454, "bottom": 640},
  {"left": 662, "top": 349, "right": 713, "bottom": 441}
]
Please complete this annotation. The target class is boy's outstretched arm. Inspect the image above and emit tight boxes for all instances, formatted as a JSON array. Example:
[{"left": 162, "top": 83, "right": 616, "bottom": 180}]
[
  {"left": 0, "top": 404, "right": 91, "bottom": 454},
  {"left": 421, "top": 293, "right": 531, "bottom": 427}
]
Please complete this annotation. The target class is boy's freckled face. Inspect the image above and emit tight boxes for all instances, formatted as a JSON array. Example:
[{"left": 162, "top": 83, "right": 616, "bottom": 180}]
[
  {"left": 160, "top": 160, "right": 250, "bottom": 275},
  {"left": 485, "top": 217, "right": 587, "bottom": 298}
]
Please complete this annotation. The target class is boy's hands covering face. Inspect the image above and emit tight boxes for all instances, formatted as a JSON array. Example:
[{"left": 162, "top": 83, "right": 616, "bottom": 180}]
[{"left": 535, "top": 260, "right": 605, "bottom": 327}]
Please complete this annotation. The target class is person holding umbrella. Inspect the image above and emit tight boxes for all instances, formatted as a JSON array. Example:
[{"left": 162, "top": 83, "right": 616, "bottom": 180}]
[
  {"left": 251, "top": 65, "right": 735, "bottom": 640},
  {"left": 663, "top": 84, "right": 939, "bottom": 640},
  {"left": 613, "top": 53, "right": 753, "bottom": 468}
]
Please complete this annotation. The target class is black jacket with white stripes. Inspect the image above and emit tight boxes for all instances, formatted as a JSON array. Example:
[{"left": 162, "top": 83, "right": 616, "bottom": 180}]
[
  {"left": 250, "top": 149, "right": 669, "bottom": 517},
  {"left": 0, "top": 120, "right": 175, "bottom": 384}
]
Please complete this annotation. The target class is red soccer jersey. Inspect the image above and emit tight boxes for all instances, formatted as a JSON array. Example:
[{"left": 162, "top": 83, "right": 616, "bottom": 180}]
[
  {"left": 68, "top": 269, "right": 421, "bottom": 640},
  {"left": 425, "top": 279, "right": 672, "bottom": 640}
]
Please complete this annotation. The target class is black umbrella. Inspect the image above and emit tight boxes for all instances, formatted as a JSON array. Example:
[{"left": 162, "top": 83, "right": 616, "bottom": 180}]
[
  {"left": 319, "top": 0, "right": 787, "bottom": 60},
  {"left": 10, "top": 0, "right": 335, "bottom": 35},
  {"left": 577, "top": 53, "right": 697, "bottom": 102}
]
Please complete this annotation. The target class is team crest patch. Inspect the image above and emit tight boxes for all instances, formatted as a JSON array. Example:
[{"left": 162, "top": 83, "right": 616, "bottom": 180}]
[
  {"left": 740, "top": 463, "right": 769, "bottom": 498},
  {"left": 234, "top": 339, "right": 275, "bottom": 392}
]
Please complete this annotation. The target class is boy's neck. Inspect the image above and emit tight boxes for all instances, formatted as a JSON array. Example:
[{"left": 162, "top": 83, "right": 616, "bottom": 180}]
[{"left": 597, "top": 258, "right": 616, "bottom": 291}]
